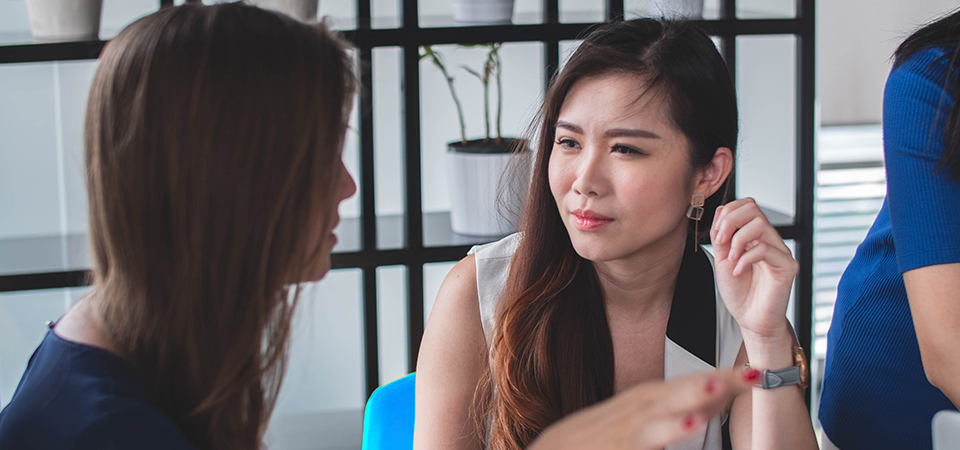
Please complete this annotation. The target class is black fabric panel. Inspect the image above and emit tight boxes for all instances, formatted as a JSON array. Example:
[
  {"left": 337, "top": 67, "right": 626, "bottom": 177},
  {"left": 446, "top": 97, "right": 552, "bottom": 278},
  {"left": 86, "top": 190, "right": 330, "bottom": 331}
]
[{"left": 665, "top": 237, "right": 718, "bottom": 367}]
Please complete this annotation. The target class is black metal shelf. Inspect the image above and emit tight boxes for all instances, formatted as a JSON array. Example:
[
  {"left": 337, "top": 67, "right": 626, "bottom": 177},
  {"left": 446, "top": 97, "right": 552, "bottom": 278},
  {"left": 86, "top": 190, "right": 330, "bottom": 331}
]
[
  {"left": 0, "top": 0, "right": 816, "bottom": 405},
  {"left": 0, "top": 18, "right": 803, "bottom": 64}
]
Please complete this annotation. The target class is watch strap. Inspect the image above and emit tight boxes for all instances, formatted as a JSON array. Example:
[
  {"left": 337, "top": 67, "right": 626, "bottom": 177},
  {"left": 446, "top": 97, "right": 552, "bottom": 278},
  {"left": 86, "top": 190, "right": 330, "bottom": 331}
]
[{"left": 760, "top": 366, "right": 803, "bottom": 389}]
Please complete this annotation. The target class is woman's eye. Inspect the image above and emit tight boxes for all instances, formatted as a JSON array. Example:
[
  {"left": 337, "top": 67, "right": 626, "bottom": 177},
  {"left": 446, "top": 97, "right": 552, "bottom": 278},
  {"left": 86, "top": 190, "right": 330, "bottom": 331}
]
[
  {"left": 556, "top": 138, "right": 580, "bottom": 149},
  {"left": 612, "top": 144, "right": 643, "bottom": 155}
]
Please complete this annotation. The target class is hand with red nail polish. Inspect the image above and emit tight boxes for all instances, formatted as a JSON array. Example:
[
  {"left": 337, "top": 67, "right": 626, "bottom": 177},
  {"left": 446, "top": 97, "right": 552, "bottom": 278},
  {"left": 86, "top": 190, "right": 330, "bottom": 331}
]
[{"left": 528, "top": 370, "right": 749, "bottom": 450}]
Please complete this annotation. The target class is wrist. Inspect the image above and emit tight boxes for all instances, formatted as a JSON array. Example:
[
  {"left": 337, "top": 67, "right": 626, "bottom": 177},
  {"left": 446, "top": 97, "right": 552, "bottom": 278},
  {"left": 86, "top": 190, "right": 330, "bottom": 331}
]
[{"left": 741, "top": 330, "right": 794, "bottom": 370}]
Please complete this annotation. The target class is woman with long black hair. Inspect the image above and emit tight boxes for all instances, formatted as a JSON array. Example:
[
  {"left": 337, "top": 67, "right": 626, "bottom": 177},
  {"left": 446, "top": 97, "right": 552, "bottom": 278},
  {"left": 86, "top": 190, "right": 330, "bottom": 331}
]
[
  {"left": 819, "top": 8, "right": 960, "bottom": 450},
  {"left": 416, "top": 18, "right": 818, "bottom": 450}
]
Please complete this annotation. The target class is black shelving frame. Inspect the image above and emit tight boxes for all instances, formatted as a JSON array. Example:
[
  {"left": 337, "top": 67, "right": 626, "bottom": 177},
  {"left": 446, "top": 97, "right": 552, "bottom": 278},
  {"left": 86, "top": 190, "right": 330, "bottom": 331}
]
[{"left": 0, "top": 0, "right": 816, "bottom": 405}]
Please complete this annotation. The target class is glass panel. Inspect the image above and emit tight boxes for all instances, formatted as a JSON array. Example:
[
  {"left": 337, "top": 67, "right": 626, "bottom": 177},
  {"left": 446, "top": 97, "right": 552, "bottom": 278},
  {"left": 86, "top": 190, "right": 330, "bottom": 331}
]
[
  {"left": 559, "top": 39, "right": 582, "bottom": 72},
  {"left": 377, "top": 265, "right": 409, "bottom": 385},
  {"left": 268, "top": 269, "right": 364, "bottom": 447},
  {"left": 419, "top": 0, "right": 543, "bottom": 28},
  {"left": 626, "top": 0, "right": 795, "bottom": 20},
  {"left": 625, "top": 0, "right": 716, "bottom": 20},
  {"left": 738, "top": 0, "right": 795, "bottom": 19},
  {"left": 0, "top": 287, "right": 90, "bottom": 408},
  {"left": 560, "top": 0, "right": 603, "bottom": 23},
  {"left": 420, "top": 42, "right": 543, "bottom": 246},
  {"left": 320, "top": 0, "right": 357, "bottom": 30},
  {"left": 0, "top": 62, "right": 60, "bottom": 241},
  {"left": 735, "top": 35, "right": 797, "bottom": 222},
  {"left": 0, "top": 60, "right": 96, "bottom": 277},
  {"left": 372, "top": 0, "right": 401, "bottom": 28},
  {"left": 373, "top": 47, "right": 405, "bottom": 250},
  {"left": 423, "top": 261, "right": 456, "bottom": 325}
]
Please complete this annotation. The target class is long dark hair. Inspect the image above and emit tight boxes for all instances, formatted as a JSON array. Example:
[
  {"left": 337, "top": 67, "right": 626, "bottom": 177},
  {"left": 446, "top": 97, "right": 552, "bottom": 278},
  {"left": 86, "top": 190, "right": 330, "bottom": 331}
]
[
  {"left": 895, "top": 7, "right": 960, "bottom": 178},
  {"left": 85, "top": 4, "right": 355, "bottom": 449},
  {"left": 477, "top": 19, "right": 738, "bottom": 449}
]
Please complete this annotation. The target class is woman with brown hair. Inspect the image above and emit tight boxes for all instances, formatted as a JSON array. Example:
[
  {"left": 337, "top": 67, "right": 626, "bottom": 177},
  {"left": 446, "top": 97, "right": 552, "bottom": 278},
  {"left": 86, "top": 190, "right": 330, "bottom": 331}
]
[
  {"left": 416, "top": 19, "right": 819, "bottom": 450},
  {"left": 0, "top": 3, "right": 355, "bottom": 449}
]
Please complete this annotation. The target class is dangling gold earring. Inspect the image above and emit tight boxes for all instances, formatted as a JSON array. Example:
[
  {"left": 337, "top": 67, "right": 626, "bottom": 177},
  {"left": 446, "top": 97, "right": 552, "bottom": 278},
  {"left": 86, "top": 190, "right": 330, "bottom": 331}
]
[{"left": 687, "top": 193, "right": 705, "bottom": 252}]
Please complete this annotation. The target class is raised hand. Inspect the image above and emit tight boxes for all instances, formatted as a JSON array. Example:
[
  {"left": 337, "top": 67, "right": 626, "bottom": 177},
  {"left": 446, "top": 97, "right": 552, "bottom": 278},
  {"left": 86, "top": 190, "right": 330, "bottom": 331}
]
[{"left": 709, "top": 198, "right": 798, "bottom": 342}]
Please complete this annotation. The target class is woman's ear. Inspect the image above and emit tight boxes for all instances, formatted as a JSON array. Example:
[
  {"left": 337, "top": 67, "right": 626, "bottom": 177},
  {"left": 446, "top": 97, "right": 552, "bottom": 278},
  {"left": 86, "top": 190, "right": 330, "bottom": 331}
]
[{"left": 695, "top": 147, "right": 733, "bottom": 197}]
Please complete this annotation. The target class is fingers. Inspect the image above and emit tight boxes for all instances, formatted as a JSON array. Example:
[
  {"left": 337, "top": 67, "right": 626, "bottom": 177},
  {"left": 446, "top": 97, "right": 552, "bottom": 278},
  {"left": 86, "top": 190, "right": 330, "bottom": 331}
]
[
  {"left": 638, "top": 370, "right": 747, "bottom": 416},
  {"left": 731, "top": 241, "right": 799, "bottom": 277},
  {"left": 633, "top": 412, "right": 708, "bottom": 448},
  {"left": 534, "top": 370, "right": 752, "bottom": 450},
  {"left": 711, "top": 199, "right": 791, "bottom": 261},
  {"left": 629, "top": 370, "right": 751, "bottom": 448}
]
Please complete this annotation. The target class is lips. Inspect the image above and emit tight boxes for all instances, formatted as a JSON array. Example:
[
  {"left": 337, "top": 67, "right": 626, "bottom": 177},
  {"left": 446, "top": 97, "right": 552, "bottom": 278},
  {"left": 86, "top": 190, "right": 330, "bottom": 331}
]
[{"left": 570, "top": 209, "right": 614, "bottom": 231}]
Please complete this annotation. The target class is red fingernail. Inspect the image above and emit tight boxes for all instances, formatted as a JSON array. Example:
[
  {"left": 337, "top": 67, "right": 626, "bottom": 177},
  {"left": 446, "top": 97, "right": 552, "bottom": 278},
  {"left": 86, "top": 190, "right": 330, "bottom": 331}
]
[
  {"left": 743, "top": 368, "right": 760, "bottom": 382},
  {"left": 705, "top": 377, "right": 721, "bottom": 395},
  {"left": 683, "top": 414, "right": 698, "bottom": 430}
]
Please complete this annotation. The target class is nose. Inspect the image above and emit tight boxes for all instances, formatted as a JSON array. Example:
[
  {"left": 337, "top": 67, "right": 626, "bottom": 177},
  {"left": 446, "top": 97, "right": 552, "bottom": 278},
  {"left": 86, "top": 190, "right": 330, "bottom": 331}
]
[
  {"left": 338, "top": 160, "right": 357, "bottom": 202},
  {"left": 570, "top": 148, "right": 607, "bottom": 198}
]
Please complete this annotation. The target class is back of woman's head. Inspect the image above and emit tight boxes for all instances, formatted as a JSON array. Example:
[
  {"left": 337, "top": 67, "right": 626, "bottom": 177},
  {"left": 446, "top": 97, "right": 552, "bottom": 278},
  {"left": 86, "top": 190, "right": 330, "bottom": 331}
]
[
  {"left": 84, "top": 4, "right": 355, "bottom": 449},
  {"left": 483, "top": 19, "right": 737, "bottom": 449}
]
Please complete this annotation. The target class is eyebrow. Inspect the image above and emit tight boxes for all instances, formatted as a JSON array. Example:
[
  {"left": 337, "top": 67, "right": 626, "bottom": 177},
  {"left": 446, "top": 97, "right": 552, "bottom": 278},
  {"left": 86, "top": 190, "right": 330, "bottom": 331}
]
[{"left": 555, "top": 120, "right": 661, "bottom": 139}]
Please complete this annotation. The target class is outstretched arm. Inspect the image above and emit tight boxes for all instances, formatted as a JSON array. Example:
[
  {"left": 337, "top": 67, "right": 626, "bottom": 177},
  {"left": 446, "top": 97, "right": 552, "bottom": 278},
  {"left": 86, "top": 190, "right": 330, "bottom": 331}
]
[
  {"left": 414, "top": 255, "right": 487, "bottom": 450},
  {"left": 530, "top": 369, "right": 750, "bottom": 450},
  {"left": 710, "top": 198, "right": 818, "bottom": 450}
]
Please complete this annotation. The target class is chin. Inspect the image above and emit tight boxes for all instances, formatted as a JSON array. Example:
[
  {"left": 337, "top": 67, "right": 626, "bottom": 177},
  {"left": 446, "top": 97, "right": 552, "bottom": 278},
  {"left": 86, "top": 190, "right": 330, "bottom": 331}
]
[
  {"left": 567, "top": 233, "right": 616, "bottom": 262},
  {"left": 301, "top": 260, "right": 332, "bottom": 283}
]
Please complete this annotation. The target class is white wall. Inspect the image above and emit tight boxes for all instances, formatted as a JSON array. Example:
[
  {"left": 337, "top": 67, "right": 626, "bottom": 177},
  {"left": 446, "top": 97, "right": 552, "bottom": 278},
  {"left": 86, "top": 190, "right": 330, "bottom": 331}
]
[{"left": 818, "top": 0, "right": 959, "bottom": 125}]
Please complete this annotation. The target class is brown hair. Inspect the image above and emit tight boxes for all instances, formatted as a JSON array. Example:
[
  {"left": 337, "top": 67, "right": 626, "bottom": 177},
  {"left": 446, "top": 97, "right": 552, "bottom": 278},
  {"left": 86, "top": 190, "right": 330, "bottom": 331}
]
[
  {"left": 84, "top": 4, "right": 355, "bottom": 449},
  {"left": 477, "top": 19, "right": 738, "bottom": 448}
]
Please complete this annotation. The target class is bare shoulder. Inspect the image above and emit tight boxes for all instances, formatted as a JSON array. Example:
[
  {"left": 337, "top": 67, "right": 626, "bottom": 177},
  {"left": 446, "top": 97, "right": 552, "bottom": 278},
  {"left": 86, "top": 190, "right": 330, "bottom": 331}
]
[
  {"left": 439, "top": 254, "right": 479, "bottom": 306},
  {"left": 415, "top": 254, "right": 486, "bottom": 449},
  {"left": 421, "top": 254, "right": 482, "bottom": 350}
]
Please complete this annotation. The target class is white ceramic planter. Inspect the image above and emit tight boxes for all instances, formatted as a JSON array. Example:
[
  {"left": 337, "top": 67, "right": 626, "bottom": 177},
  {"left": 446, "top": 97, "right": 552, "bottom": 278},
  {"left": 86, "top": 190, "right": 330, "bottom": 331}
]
[
  {"left": 25, "top": 0, "right": 103, "bottom": 41},
  {"left": 645, "top": 0, "right": 703, "bottom": 18},
  {"left": 446, "top": 141, "right": 530, "bottom": 237},
  {"left": 249, "top": 0, "right": 319, "bottom": 22},
  {"left": 451, "top": 0, "right": 514, "bottom": 25}
]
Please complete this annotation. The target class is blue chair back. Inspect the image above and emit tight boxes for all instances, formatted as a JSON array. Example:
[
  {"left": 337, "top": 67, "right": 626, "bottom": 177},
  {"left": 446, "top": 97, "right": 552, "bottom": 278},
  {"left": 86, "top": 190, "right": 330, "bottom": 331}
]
[{"left": 362, "top": 373, "right": 416, "bottom": 450}]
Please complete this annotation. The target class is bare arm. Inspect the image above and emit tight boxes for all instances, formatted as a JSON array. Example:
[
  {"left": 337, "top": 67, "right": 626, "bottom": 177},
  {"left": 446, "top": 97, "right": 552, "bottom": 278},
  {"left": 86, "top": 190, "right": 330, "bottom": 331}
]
[
  {"left": 711, "top": 199, "right": 817, "bottom": 450},
  {"left": 414, "top": 255, "right": 487, "bottom": 450},
  {"left": 903, "top": 262, "right": 960, "bottom": 408},
  {"left": 728, "top": 333, "right": 817, "bottom": 449},
  {"left": 530, "top": 369, "right": 750, "bottom": 450}
]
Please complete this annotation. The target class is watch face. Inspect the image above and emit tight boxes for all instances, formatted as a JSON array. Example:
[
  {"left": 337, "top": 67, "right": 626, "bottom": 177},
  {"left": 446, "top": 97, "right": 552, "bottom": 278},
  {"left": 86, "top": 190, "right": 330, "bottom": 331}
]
[{"left": 793, "top": 346, "right": 809, "bottom": 389}]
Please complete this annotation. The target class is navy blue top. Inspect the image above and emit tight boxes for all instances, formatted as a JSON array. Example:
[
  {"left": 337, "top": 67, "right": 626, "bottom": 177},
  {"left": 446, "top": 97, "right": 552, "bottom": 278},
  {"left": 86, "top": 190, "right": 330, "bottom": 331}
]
[
  {"left": 819, "top": 46, "right": 960, "bottom": 449},
  {"left": 0, "top": 329, "right": 197, "bottom": 450}
]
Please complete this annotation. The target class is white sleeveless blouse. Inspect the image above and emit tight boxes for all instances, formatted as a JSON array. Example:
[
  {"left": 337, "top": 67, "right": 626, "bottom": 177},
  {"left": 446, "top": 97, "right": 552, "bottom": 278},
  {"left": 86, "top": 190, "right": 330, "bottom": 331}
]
[{"left": 468, "top": 233, "right": 743, "bottom": 450}]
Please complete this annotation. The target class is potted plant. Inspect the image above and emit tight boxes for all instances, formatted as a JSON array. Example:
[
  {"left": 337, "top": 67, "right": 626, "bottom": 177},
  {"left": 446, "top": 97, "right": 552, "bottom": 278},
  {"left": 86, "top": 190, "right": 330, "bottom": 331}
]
[
  {"left": 25, "top": 0, "right": 103, "bottom": 41},
  {"left": 422, "top": 44, "right": 531, "bottom": 237},
  {"left": 248, "top": 0, "right": 319, "bottom": 22},
  {"left": 450, "top": 0, "right": 514, "bottom": 25}
]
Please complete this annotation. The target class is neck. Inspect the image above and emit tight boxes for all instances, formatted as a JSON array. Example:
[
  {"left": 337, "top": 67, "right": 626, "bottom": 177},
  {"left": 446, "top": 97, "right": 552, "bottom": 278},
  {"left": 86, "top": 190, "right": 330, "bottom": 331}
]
[
  {"left": 593, "top": 228, "right": 688, "bottom": 318},
  {"left": 53, "top": 288, "right": 124, "bottom": 359}
]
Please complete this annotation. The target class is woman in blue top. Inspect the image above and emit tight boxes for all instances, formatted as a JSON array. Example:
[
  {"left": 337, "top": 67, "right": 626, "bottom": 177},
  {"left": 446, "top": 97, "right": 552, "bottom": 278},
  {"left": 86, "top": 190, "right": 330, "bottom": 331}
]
[
  {"left": 0, "top": 4, "right": 359, "bottom": 449},
  {"left": 819, "top": 8, "right": 960, "bottom": 450},
  {"left": 0, "top": 3, "right": 753, "bottom": 450}
]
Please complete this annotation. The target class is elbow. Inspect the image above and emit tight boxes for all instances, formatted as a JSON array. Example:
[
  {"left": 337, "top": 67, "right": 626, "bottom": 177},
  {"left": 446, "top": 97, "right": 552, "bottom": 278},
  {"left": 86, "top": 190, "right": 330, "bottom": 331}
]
[{"left": 917, "top": 339, "right": 955, "bottom": 391}]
